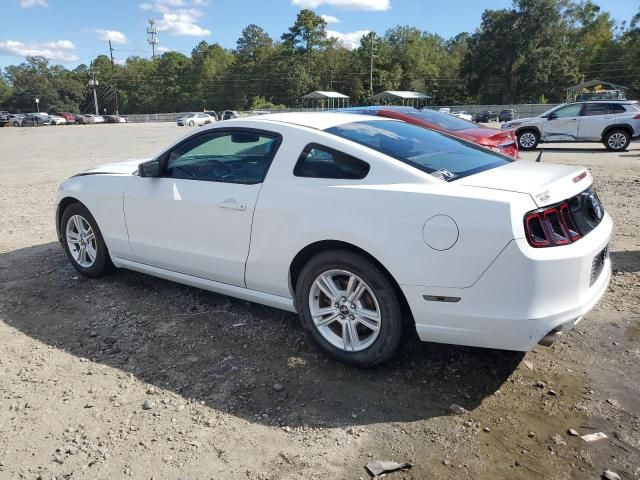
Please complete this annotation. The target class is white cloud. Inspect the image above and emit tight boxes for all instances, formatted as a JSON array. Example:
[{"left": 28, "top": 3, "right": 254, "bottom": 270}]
[
  {"left": 327, "top": 29, "right": 370, "bottom": 49},
  {"left": 19, "top": 0, "right": 47, "bottom": 7},
  {"left": 292, "top": 0, "right": 389, "bottom": 11},
  {"left": 138, "top": 1, "right": 211, "bottom": 36},
  {"left": 0, "top": 39, "right": 78, "bottom": 61},
  {"left": 96, "top": 29, "right": 128, "bottom": 44},
  {"left": 157, "top": 45, "right": 172, "bottom": 53},
  {"left": 321, "top": 14, "right": 340, "bottom": 23}
]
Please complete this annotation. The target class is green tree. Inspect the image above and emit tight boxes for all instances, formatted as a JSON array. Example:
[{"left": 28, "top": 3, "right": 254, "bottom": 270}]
[{"left": 282, "top": 9, "right": 331, "bottom": 72}]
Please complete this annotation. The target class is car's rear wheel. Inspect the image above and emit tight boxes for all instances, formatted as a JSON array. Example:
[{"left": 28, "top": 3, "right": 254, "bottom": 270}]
[
  {"left": 61, "top": 203, "right": 111, "bottom": 278},
  {"left": 295, "top": 250, "right": 404, "bottom": 367},
  {"left": 603, "top": 129, "right": 630, "bottom": 152},
  {"left": 517, "top": 129, "right": 539, "bottom": 150}
]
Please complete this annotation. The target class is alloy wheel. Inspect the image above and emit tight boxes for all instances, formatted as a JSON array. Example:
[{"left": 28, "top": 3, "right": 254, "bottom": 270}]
[
  {"left": 519, "top": 132, "right": 537, "bottom": 149},
  {"left": 308, "top": 269, "right": 381, "bottom": 352},
  {"left": 607, "top": 132, "right": 627, "bottom": 150},
  {"left": 65, "top": 214, "right": 97, "bottom": 268}
]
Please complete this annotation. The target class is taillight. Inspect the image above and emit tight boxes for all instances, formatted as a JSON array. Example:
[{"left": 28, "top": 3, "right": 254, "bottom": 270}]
[
  {"left": 634, "top": 113, "right": 640, "bottom": 119},
  {"left": 524, "top": 201, "right": 582, "bottom": 247}
]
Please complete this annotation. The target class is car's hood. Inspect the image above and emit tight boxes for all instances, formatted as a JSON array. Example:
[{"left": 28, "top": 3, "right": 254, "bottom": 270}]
[
  {"left": 80, "top": 159, "right": 147, "bottom": 176},
  {"left": 461, "top": 160, "right": 592, "bottom": 207}
]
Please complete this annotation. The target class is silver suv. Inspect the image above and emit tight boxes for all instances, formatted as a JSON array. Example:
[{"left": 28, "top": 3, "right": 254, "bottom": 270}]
[{"left": 502, "top": 101, "right": 640, "bottom": 152}]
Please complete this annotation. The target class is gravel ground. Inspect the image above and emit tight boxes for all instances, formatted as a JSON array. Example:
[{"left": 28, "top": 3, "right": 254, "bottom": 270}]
[{"left": 0, "top": 123, "right": 639, "bottom": 480}]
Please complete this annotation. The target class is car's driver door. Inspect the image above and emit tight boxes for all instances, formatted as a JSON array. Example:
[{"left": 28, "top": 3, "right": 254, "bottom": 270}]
[
  {"left": 542, "top": 103, "right": 583, "bottom": 141},
  {"left": 123, "top": 129, "right": 281, "bottom": 287}
]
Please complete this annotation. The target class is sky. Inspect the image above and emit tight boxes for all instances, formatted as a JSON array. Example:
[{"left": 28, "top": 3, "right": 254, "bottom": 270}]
[{"left": 1, "top": 0, "right": 638, "bottom": 69}]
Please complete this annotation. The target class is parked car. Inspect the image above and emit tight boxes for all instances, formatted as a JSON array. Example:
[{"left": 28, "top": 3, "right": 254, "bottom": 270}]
[
  {"left": 502, "top": 100, "right": 640, "bottom": 151},
  {"left": 0, "top": 111, "right": 10, "bottom": 127},
  {"left": 451, "top": 111, "right": 473, "bottom": 122},
  {"left": 475, "top": 110, "right": 498, "bottom": 123},
  {"left": 343, "top": 106, "right": 518, "bottom": 158},
  {"left": 499, "top": 109, "right": 519, "bottom": 122},
  {"left": 49, "top": 114, "right": 68, "bottom": 125},
  {"left": 203, "top": 111, "right": 219, "bottom": 121},
  {"left": 55, "top": 112, "right": 611, "bottom": 367},
  {"left": 52, "top": 112, "right": 77, "bottom": 124},
  {"left": 177, "top": 112, "right": 215, "bottom": 127},
  {"left": 220, "top": 110, "right": 240, "bottom": 120},
  {"left": 10, "top": 113, "right": 24, "bottom": 127},
  {"left": 19, "top": 113, "right": 52, "bottom": 126},
  {"left": 105, "top": 115, "right": 128, "bottom": 123},
  {"left": 81, "top": 114, "right": 105, "bottom": 124}
]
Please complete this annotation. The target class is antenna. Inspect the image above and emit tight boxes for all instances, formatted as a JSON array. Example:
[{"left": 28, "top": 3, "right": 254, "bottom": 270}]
[{"left": 147, "top": 19, "right": 159, "bottom": 58}]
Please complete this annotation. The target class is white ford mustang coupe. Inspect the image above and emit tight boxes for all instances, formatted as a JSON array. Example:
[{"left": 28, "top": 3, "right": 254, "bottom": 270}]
[{"left": 56, "top": 113, "right": 612, "bottom": 366}]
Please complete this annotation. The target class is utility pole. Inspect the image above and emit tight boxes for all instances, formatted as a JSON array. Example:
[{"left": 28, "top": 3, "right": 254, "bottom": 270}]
[
  {"left": 108, "top": 40, "right": 119, "bottom": 115},
  {"left": 369, "top": 32, "right": 375, "bottom": 96},
  {"left": 147, "top": 19, "right": 159, "bottom": 58},
  {"left": 89, "top": 60, "right": 99, "bottom": 115}
]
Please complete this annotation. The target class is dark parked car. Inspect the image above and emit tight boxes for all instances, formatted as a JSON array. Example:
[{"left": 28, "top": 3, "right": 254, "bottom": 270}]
[
  {"left": 0, "top": 111, "right": 10, "bottom": 127},
  {"left": 220, "top": 110, "right": 239, "bottom": 120},
  {"left": 105, "top": 115, "right": 128, "bottom": 123},
  {"left": 474, "top": 110, "right": 498, "bottom": 122},
  {"left": 52, "top": 112, "right": 77, "bottom": 124},
  {"left": 19, "top": 113, "right": 52, "bottom": 126},
  {"left": 499, "top": 109, "right": 519, "bottom": 122}
]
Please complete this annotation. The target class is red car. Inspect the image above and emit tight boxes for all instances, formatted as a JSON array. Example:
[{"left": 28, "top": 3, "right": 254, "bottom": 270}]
[
  {"left": 344, "top": 106, "right": 518, "bottom": 158},
  {"left": 52, "top": 112, "right": 77, "bottom": 124}
]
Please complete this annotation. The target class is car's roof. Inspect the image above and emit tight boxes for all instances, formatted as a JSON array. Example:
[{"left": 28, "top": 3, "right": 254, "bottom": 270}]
[
  {"left": 238, "top": 112, "right": 391, "bottom": 130},
  {"left": 573, "top": 100, "right": 637, "bottom": 104}
]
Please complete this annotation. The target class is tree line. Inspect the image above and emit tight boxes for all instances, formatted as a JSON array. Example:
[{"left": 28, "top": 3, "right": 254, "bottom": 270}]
[{"left": 1, "top": 0, "right": 639, "bottom": 114}]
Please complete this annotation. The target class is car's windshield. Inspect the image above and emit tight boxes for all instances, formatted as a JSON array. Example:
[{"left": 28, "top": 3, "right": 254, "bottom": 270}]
[{"left": 325, "top": 120, "right": 512, "bottom": 182}]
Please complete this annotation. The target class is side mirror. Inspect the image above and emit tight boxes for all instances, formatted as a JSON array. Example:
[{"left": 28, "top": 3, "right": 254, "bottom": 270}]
[
  {"left": 547, "top": 113, "right": 557, "bottom": 120},
  {"left": 139, "top": 159, "right": 161, "bottom": 177}
]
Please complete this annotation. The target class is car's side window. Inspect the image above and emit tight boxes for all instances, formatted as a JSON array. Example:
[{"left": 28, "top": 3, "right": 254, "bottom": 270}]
[
  {"left": 294, "top": 143, "right": 370, "bottom": 179},
  {"left": 581, "top": 103, "right": 608, "bottom": 116},
  {"left": 606, "top": 104, "right": 626, "bottom": 114},
  {"left": 552, "top": 104, "right": 583, "bottom": 118},
  {"left": 164, "top": 130, "right": 281, "bottom": 184}
]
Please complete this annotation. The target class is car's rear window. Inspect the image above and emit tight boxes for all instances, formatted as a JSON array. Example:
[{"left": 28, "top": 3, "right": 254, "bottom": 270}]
[{"left": 325, "top": 120, "right": 512, "bottom": 182}]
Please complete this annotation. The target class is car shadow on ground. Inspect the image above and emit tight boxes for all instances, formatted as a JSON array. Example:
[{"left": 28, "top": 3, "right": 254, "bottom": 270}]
[
  {"left": 611, "top": 250, "right": 640, "bottom": 273},
  {"left": 536, "top": 147, "right": 606, "bottom": 154},
  {"left": 0, "top": 243, "right": 523, "bottom": 428}
]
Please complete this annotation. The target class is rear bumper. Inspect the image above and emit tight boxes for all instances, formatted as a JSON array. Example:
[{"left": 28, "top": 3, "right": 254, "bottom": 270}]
[{"left": 403, "top": 213, "right": 612, "bottom": 351}]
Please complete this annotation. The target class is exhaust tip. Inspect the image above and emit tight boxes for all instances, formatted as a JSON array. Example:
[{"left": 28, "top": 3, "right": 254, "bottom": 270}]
[{"left": 538, "top": 330, "right": 562, "bottom": 347}]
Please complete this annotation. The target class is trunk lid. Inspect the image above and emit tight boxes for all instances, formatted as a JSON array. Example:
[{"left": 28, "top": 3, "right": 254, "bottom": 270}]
[{"left": 461, "top": 160, "right": 592, "bottom": 207}]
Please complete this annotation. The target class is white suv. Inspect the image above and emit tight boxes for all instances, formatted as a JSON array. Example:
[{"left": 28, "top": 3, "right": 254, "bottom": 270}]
[{"left": 502, "top": 100, "right": 640, "bottom": 152}]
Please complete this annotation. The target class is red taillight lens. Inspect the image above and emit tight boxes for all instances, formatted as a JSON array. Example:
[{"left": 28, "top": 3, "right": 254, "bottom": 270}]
[
  {"left": 524, "top": 201, "right": 581, "bottom": 247},
  {"left": 634, "top": 113, "right": 640, "bottom": 119}
]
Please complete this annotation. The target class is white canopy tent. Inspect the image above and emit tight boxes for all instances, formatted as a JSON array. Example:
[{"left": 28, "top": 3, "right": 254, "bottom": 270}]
[
  {"left": 368, "top": 90, "right": 431, "bottom": 107},
  {"left": 301, "top": 91, "right": 350, "bottom": 110}
]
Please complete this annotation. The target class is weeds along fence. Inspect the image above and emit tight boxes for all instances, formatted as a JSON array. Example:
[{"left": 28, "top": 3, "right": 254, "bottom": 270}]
[{"left": 125, "top": 104, "right": 560, "bottom": 123}]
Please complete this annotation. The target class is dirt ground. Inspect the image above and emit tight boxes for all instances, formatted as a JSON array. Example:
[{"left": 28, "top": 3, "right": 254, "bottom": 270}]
[{"left": 0, "top": 123, "right": 639, "bottom": 480}]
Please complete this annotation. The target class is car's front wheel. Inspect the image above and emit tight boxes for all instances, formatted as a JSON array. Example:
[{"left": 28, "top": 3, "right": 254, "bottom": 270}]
[
  {"left": 61, "top": 203, "right": 111, "bottom": 278},
  {"left": 603, "top": 129, "right": 630, "bottom": 152},
  {"left": 295, "top": 250, "right": 405, "bottom": 367},
  {"left": 188, "top": 120, "right": 195, "bottom": 127},
  {"left": 517, "top": 129, "right": 539, "bottom": 150}
]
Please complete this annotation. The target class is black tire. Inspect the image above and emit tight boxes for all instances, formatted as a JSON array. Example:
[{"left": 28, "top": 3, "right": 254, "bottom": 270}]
[
  {"left": 603, "top": 129, "right": 631, "bottom": 152},
  {"left": 517, "top": 129, "right": 539, "bottom": 150},
  {"left": 188, "top": 120, "right": 195, "bottom": 127},
  {"left": 295, "top": 250, "right": 405, "bottom": 367},
  {"left": 60, "top": 202, "right": 112, "bottom": 278}
]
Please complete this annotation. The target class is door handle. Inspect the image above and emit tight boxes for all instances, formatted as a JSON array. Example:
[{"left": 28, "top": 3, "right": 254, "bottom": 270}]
[{"left": 217, "top": 199, "right": 246, "bottom": 211}]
